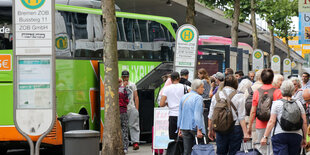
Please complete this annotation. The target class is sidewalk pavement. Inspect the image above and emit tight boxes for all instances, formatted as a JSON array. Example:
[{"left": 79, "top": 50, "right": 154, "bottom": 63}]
[{"left": 127, "top": 143, "right": 153, "bottom": 155}]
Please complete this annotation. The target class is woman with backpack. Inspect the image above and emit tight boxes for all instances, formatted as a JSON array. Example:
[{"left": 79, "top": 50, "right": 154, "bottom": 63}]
[
  {"left": 260, "top": 80, "right": 307, "bottom": 155},
  {"left": 207, "top": 75, "right": 250, "bottom": 155}
]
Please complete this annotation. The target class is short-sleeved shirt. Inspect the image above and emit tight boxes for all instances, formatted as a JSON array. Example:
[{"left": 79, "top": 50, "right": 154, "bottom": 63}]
[
  {"left": 302, "top": 81, "right": 310, "bottom": 90},
  {"left": 252, "top": 84, "right": 282, "bottom": 129},
  {"left": 162, "top": 83, "right": 186, "bottom": 116},
  {"left": 126, "top": 82, "right": 137, "bottom": 110},
  {"left": 271, "top": 99, "right": 305, "bottom": 136}
]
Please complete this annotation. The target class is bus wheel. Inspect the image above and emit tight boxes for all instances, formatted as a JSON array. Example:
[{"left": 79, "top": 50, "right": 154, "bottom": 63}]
[{"left": 0, "top": 147, "right": 7, "bottom": 154}]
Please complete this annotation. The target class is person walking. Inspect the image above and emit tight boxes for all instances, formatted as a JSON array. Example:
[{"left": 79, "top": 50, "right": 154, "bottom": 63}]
[
  {"left": 179, "top": 69, "right": 191, "bottom": 87},
  {"left": 247, "top": 69, "right": 283, "bottom": 154},
  {"left": 260, "top": 80, "right": 307, "bottom": 155},
  {"left": 291, "top": 77, "right": 305, "bottom": 105},
  {"left": 244, "top": 69, "right": 263, "bottom": 144},
  {"left": 209, "top": 72, "right": 224, "bottom": 98},
  {"left": 225, "top": 68, "right": 234, "bottom": 76},
  {"left": 197, "top": 68, "right": 211, "bottom": 99},
  {"left": 177, "top": 79, "right": 205, "bottom": 155},
  {"left": 160, "top": 72, "right": 188, "bottom": 140},
  {"left": 302, "top": 72, "right": 310, "bottom": 90},
  {"left": 248, "top": 71, "right": 255, "bottom": 83},
  {"left": 121, "top": 70, "right": 140, "bottom": 150},
  {"left": 208, "top": 75, "right": 250, "bottom": 155},
  {"left": 272, "top": 74, "right": 284, "bottom": 89},
  {"left": 118, "top": 79, "right": 130, "bottom": 153}
]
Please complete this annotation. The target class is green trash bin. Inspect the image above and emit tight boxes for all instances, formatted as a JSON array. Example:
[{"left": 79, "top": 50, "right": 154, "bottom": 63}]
[{"left": 64, "top": 130, "right": 100, "bottom": 155}]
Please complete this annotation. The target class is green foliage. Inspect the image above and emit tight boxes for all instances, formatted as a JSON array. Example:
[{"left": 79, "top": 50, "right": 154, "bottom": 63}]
[
  {"left": 258, "top": 0, "right": 298, "bottom": 39},
  {"left": 199, "top": 0, "right": 251, "bottom": 23}
]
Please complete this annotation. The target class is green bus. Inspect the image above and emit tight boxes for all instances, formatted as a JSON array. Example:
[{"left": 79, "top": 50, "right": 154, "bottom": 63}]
[{"left": 0, "top": 1, "right": 177, "bottom": 153}]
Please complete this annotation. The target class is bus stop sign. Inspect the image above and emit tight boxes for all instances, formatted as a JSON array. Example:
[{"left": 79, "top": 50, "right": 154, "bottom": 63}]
[{"left": 13, "top": 0, "right": 55, "bottom": 136}]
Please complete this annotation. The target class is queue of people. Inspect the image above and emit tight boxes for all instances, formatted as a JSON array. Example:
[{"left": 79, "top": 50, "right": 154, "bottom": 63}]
[{"left": 157, "top": 68, "right": 310, "bottom": 155}]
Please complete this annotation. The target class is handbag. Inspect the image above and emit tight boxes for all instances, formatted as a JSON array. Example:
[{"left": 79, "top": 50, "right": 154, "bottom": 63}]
[{"left": 166, "top": 137, "right": 183, "bottom": 155}]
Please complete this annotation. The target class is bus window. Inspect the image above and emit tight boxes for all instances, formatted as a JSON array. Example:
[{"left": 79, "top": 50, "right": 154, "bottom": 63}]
[
  {"left": 138, "top": 20, "right": 148, "bottom": 42},
  {"left": 72, "top": 12, "right": 96, "bottom": 58},
  {"left": 93, "top": 14, "right": 103, "bottom": 41},
  {"left": 117, "top": 18, "right": 126, "bottom": 41},
  {"left": 172, "top": 23, "right": 178, "bottom": 34},
  {"left": 0, "top": 7, "right": 12, "bottom": 50},
  {"left": 72, "top": 13, "right": 89, "bottom": 40},
  {"left": 56, "top": 11, "right": 73, "bottom": 57},
  {"left": 148, "top": 21, "right": 165, "bottom": 42},
  {"left": 124, "top": 18, "right": 134, "bottom": 42},
  {"left": 134, "top": 20, "right": 141, "bottom": 42}
]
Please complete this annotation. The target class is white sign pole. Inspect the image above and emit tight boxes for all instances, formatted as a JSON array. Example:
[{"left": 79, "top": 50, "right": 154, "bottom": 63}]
[
  {"left": 271, "top": 55, "right": 281, "bottom": 74},
  {"left": 283, "top": 58, "right": 291, "bottom": 80},
  {"left": 13, "top": 0, "right": 55, "bottom": 155},
  {"left": 174, "top": 24, "right": 198, "bottom": 82},
  {"left": 252, "top": 49, "right": 264, "bottom": 72}
]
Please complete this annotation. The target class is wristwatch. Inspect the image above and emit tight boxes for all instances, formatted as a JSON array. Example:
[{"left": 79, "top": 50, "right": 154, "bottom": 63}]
[{"left": 263, "top": 136, "right": 268, "bottom": 140}]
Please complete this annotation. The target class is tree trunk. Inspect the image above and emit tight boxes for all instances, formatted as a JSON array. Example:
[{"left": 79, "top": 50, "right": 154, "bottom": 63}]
[
  {"left": 186, "top": 0, "right": 195, "bottom": 25},
  {"left": 268, "top": 22, "right": 275, "bottom": 68},
  {"left": 268, "top": 22, "right": 275, "bottom": 56},
  {"left": 285, "top": 36, "right": 290, "bottom": 58},
  {"left": 251, "top": 0, "right": 258, "bottom": 49},
  {"left": 231, "top": 0, "right": 240, "bottom": 47},
  {"left": 101, "top": 0, "right": 124, "bottom": 154}
]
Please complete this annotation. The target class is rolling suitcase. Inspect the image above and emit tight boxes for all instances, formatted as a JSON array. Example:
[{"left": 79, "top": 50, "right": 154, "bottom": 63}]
[
  {"left": 235, "top": 140, "right": 262, "bottom": 155},
  {"left": 191, "top": 136, "right": 216, "bottom": 155}
]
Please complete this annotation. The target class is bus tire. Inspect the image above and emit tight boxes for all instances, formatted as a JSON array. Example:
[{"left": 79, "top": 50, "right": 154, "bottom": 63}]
[{"left": 0, "top": 146, "right": 7, "bottom": 155}]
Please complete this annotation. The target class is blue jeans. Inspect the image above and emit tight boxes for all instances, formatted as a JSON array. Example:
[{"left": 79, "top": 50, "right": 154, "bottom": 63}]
[
  {"left": 216, "top": 125, "right": 243, "bottom": 155},
  {"left": 271, "top": 133, "right": 302, "bottom": 155}
]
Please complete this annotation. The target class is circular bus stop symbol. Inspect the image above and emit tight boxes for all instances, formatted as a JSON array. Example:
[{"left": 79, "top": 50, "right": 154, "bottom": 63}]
[
  {"left": 180, "top": 28, "right": 194, "bottom": 42},
  {"left": 273, "top": 57, "right": 279, "bottom": 63},
  {"left": 21, "top": 0, "right": 46, "bottom": 10},
  {"left": 285, "top": 60, "right": 290, "bottom": 65},
  {"left": 254, "top": 51, "right": 262, "bottom": 59}
]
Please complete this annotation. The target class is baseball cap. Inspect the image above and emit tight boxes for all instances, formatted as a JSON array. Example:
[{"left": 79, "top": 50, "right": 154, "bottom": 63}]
[
  {"left": 214, "top": 72, "right": 224, "bottom": 81},
  {"left": 180, "top": 69, "right": 189, "bottom": 76},
  {"left": 121, "top": 70, "right": 129, "bottom": 76}
]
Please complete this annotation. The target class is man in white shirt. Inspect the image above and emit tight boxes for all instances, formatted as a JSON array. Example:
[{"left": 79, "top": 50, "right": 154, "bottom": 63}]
[
  {"left": 121, "top": 70, "right": 140, "bottom": 150},
  {"left": 160, "top": 72, "right": 188, "bottom": 140}
]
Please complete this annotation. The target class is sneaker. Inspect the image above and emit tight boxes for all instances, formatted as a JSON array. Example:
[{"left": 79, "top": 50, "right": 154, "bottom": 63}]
[
  {"left": 133, "top": 143, "right": 139, "bottom": 150},
  {"left": 124, "top": 149, "right": 128, "bottom": 154}
]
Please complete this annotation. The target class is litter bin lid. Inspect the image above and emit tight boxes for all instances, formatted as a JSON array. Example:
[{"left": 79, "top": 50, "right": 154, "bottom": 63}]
[
  {"left": 59, "top": 113, "right": 89, "bottom": 122},
  {"left": 64, "top": 130, "right": 100, "bottom": 138}
]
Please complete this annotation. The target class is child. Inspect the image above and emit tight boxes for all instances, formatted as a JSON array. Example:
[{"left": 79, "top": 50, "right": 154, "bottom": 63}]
[{"left": 119, "top": 79, "right": 129, "bottom": 153}]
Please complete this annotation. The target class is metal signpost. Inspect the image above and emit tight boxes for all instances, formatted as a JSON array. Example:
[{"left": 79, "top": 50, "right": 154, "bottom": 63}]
[
  {"left": 271, "top": 55, "right": 281, "bottom": 74},
  {"left": 252, "top": 49, "right": 264, "bottom": 72},
  {"left": 13, "top": 0, "right": 55, "bottom": 155},
  {"left": 283, "top": 58, "right": 291, "bottom": 80},
  {"left": 174, "top": 24, "right": 198, "bottom": 82}
]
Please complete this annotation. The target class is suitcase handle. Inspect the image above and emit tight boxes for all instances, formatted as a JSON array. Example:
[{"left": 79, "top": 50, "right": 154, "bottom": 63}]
[{"left": 195, "top": 136, "right": 207, "bottom": 145}]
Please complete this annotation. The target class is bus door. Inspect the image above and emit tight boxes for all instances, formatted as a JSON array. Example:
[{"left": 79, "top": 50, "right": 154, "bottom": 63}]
[{"left": 135, "top": 62, "right": 173, "bottom": 142}]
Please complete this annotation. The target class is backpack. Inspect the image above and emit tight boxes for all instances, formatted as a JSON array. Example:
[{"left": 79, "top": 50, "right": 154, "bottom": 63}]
[
  {"left": 279, "top": 99, "right": 303, "bottom": 131},
  {"left": 245, "top": 87, "right": 253, "bottom": 116},
  {"left": 256, "top": 88, "right": 276, "bottom": 121},
  {"left": 183, "top": 85, "right": 188, "bottom": 94},
  {"left": 212, "top": 90, "right": 237, "bottom": 134}
]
